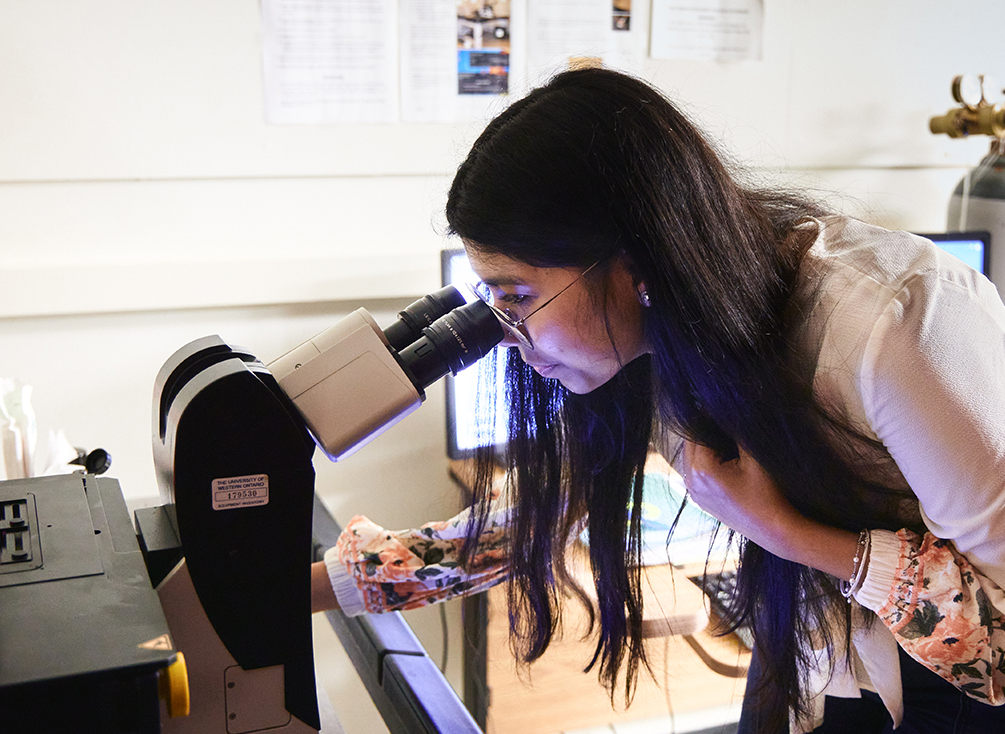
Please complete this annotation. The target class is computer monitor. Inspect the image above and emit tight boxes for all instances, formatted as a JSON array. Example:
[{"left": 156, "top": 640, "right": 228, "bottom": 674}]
[
  {"left": 918, "top": 231, "right": 991, "bottom": 277},
  {"left": 441, "top": 248, "right": 510, "bottom": 460}
]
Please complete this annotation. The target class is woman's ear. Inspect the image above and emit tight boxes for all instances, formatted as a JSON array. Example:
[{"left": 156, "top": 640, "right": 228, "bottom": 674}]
[{"left": 617, "top": 251, "right": 652, "bottom": 307}]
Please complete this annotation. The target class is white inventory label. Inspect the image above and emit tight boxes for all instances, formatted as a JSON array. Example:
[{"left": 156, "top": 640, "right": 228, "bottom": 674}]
[{"left": 212, "top": 474, "right": 269, "bottom": 511}]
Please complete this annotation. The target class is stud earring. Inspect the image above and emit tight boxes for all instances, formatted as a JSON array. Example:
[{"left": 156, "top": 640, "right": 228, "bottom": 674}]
[{"left": 637, "top": 286, "right": 652, "bottom": 307}]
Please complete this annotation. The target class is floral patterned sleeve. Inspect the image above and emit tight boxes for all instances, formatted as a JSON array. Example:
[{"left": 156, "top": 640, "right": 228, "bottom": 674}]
[
  {"left": 855, "top": 528, "right": 1005, "bottom": 705},
  {"left": 321, "top": 502, "right": 511, "bottom": 616}
]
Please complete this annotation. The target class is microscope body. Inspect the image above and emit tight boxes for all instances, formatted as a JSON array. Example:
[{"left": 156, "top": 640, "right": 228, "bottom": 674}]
[
  {"left": 149, "top": 336, "right": 321, "bottom": 732},
  {"left": 267, "top": 309, "right": 422, "bottom": 462},
  {"left": 144, "top": 289, "right": 502, "bottom": 732}
]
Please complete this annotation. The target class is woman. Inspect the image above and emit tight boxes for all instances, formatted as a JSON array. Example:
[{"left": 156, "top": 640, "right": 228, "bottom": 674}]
[{"left": 313, "top": 67, "right": 1005, "bottom": 733}]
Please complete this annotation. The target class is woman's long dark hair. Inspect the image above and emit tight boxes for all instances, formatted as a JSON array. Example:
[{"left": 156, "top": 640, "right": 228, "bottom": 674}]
[{"left": 446, "top": 67, "right": 916, "bottom": 731}]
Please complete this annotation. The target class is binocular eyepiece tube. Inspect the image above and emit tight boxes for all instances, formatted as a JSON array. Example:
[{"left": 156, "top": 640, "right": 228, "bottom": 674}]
[
  {"left": 390, "top": 287, "right": 504, "bottom": 391},
  {"left": 268, "top": 285, "right": 503, "bottom": 462},
  {"left": 382, "top": 286, "right": 467, "bottom": 352}
]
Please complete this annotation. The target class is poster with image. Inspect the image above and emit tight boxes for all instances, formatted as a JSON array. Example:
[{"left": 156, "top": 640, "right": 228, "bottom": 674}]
[
  {"left": 614, "top": 0, "right": 631, "bottom": 31},
  {"left": 457, "top": 1, "right": 510, "bottom": 95}
]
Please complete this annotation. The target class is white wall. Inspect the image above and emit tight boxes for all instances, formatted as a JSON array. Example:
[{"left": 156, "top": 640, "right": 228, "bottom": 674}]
[{"left": 2, "top": 1, "right": 1003, "bottom": 732}]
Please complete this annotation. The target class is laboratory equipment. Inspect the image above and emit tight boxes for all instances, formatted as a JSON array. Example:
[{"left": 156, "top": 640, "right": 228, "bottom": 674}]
[
  {"left": 0, "top": 473, "right": 183, "bottom": 733},
  {"left": 144, "top": 287, "right": 502, "bottom": 732},
  {"left": 930, "top": 74, "right": 1005, "bottom": 291}
]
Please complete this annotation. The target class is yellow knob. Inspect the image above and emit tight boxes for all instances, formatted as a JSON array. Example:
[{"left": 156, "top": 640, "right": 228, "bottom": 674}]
[{"left": 159, "top": 651, "right": 191, "bottom": 718}]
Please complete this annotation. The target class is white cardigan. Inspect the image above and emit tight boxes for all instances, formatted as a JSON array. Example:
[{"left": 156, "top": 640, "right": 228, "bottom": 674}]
[{"left": 795, "top": 216, "right": 1005, "bottom": 729}]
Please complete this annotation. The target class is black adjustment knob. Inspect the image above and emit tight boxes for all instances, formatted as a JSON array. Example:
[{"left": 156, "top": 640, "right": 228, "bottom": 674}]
[{"left": 84, "top": 448, "right": 112, "bottom": 475}]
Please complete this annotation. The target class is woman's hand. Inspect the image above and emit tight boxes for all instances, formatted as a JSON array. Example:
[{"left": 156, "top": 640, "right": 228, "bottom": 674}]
[
  {"left": 682, "top": 441, "right": 797, "bottom": 545},
  {"left": 682, "top": 441, "right": 859, "bottom": 579}
]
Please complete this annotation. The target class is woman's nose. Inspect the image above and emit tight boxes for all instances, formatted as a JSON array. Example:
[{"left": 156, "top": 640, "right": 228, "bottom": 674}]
[{"left": 499, "top": 332, "right": 523, "bottom": 348}]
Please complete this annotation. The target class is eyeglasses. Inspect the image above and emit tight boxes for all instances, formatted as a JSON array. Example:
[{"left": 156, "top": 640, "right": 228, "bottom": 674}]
[{"left": 468, "top": 261, "right": 601, "bottom": 350}]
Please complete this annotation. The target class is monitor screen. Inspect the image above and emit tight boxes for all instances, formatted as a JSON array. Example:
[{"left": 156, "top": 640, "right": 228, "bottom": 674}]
[
  {"left": 441, "top": 248, "right": 510, "bottom": 459},
  {"left": 918, "top": 231, "right": 991, "bottom": 277}
]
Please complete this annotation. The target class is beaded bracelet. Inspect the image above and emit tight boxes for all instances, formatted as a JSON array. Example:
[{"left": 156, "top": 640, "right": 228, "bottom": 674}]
[{"left": 840, "top": 529, "right": 871, "bottom": 602}]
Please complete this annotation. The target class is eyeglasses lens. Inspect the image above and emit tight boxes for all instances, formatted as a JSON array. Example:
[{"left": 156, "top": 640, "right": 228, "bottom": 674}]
[{"left": 469, "top": 283, "right": 533, "bottom": 349}]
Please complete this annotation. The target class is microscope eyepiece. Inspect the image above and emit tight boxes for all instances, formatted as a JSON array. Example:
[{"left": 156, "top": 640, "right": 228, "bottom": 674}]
[
  {"left": 382, "top": 286, "right": 467, "bottom": 352},
  {"left": 395, "top": 300, "right": 504, "bottom": 390}
]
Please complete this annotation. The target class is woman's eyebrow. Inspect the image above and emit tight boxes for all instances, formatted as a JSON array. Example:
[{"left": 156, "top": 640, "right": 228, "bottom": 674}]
[{"left": 479, "top": 274, "right": 528, "bottom": 287}]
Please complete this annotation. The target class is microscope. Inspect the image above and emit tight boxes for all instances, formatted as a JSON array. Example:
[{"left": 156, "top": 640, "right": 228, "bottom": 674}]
[{"left": 140, "top": 287, "right": 503, "bottom": 732}]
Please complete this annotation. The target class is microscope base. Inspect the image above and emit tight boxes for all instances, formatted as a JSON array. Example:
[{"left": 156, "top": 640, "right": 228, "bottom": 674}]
[{"left": 158, "top": 559, "right": 332, "bottom": 733}]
